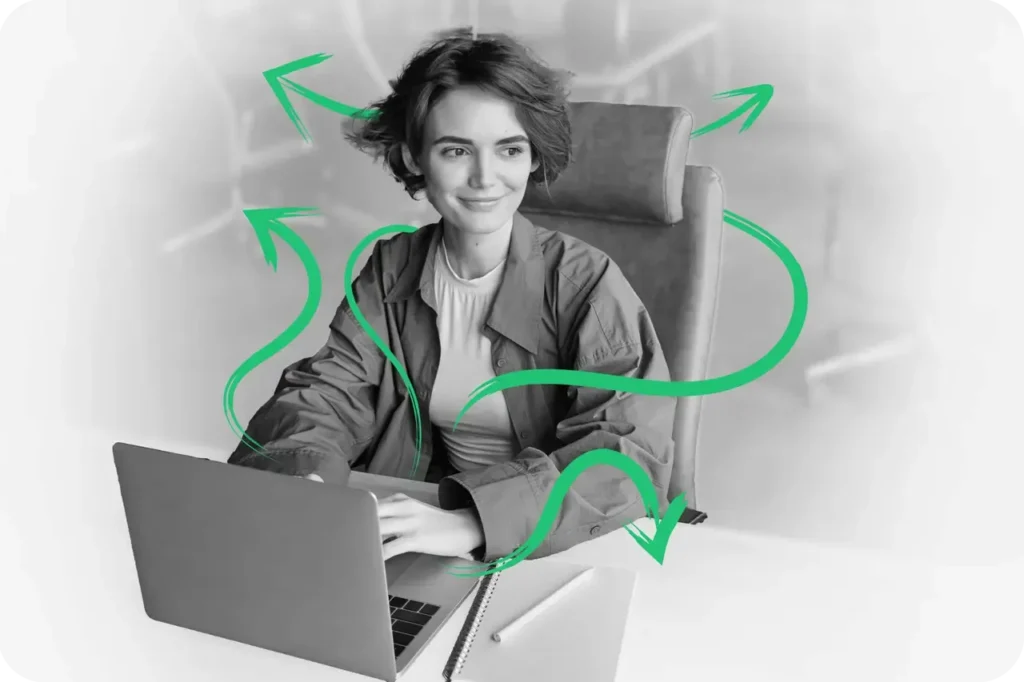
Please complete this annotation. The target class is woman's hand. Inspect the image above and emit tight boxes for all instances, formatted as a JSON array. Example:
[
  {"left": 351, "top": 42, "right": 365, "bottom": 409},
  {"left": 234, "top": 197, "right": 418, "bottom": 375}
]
[
  {"left": 297, "top": 477, "right": 484, "bottom": 560},
  {"left": 376, "top": 493, "right": 484, "bottom": 562}
]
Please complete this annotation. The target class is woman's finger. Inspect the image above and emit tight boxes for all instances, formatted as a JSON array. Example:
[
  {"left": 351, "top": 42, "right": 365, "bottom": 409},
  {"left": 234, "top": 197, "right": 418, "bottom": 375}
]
[
  {"left": 378, "top": 516, "right": 416, "bottom": 538},
  {"left": 381, "top": 534, "right": 417, "bottom": 562},
  {"left": 376, "top": 494, "right": 416, "bottom": 518}
]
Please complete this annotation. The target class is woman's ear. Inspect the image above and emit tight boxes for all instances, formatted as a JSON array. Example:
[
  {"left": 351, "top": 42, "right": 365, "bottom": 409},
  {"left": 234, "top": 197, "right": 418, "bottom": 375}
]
[
  {"left": 401, "top": 143, "right": 422, "bottom": 175},
  {"left": 529, "top": 146, "right": 541, "bottom": 174}
]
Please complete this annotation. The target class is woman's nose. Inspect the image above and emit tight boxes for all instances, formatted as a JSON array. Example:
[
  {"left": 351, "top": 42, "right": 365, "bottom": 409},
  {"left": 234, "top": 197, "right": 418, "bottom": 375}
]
[{"left": 469, "top": 154, "right": 497, "bottom": 187}]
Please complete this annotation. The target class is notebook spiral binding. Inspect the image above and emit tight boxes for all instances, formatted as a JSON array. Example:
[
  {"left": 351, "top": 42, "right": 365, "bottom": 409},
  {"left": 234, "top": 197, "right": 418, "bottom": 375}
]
[{"left": 443, "top": 572, "right": 502, "bottom": 681}]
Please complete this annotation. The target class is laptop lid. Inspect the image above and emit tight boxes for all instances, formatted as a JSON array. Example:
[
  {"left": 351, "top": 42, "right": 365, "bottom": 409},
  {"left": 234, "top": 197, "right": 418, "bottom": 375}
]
[{"left": 112, "top": 442, "right": 400, "bottom": 680}]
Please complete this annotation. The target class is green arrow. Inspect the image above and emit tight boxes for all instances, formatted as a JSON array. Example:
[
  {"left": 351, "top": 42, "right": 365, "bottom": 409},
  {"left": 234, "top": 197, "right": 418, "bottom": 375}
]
[
  {"left": 248, "top": 79, "right": 790, "bottom": 572},
  {"left": 446, "top": 449, "right": 689, "bottom": 578},
  {"left": 453, "top": 209, "right": 807, "bottom": 429},
  {"left": 224, "top": 207, "right": 323, "bottom": 457},
  {"left": 445, "top": 208, "right": 806, "bottom": 577},
  {"left": 690, "top": 84, "right": 774, "bottom": 138},
  {"left": 263, "top": 53, "right": 379, "bottom": 143},
  {"left": 342, "top": 224, "right": 426, "bottom": 478}
]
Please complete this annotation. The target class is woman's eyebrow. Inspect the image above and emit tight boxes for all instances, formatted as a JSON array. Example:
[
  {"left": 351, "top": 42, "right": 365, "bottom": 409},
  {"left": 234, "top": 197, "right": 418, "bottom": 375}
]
[{"left": 431, "top": 134, "right": 529, "bottom": 146}]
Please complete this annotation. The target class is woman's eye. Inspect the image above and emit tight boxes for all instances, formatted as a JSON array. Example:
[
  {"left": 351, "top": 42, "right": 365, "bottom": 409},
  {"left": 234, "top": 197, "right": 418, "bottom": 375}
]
[{"left": 441, "top": 147, "right": 526, "bottom": 159}]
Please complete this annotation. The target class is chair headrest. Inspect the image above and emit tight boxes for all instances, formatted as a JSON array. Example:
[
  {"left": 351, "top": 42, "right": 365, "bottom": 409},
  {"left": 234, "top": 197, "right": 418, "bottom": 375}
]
[{"left": 522, "top": 100, "right": 693, "bottom": 225}]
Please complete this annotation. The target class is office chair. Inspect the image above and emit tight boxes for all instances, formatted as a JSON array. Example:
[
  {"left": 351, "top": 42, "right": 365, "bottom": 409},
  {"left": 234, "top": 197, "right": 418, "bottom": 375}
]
[{"left": 520, "top": 100, "right": 725, "bottom": 523}]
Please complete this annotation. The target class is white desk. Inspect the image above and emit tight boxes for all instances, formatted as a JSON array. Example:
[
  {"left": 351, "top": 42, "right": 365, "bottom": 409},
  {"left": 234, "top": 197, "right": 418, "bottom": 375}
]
[{"left": 1, "top": 426, "right": 1019, "bottom": 682}]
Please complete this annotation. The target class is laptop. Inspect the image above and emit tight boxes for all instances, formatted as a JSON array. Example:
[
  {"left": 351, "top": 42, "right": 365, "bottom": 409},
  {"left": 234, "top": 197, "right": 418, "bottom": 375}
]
[{"left": 111, "top": 442, "right": 484, "bottom": 681}]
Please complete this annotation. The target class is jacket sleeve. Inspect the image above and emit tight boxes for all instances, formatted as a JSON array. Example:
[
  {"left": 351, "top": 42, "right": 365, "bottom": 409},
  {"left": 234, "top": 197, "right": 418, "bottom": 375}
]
[
  {"left": 438, "top": 267, "right": 677, "bottom": 562},
  {"left": 227, "top": 242, "right": 387, "bottom": 484}
]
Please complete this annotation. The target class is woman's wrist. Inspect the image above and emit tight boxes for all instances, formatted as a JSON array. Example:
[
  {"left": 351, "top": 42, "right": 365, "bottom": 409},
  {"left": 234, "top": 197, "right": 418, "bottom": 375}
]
[{"left": 454, "top": 507, "right": 485, "bottom": 554}]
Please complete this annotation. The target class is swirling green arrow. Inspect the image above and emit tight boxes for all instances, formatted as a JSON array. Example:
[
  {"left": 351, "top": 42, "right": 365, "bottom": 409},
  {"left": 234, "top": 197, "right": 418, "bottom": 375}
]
[
  {"left": 454, "top": 209, "right": 807, "bottom": 429},
  {"left": 447, "top": 449, "right": 689, "bottom": 578},
  {"left": 223, "top": 207, "right": 323, "bottom": 459},
  {"left": 444, "top": 209, "right": 807, "bottom": 576},
  {"left": 258, "top": 73, "right": 799, "bottom": 571},
  {"left": 343, "top": 224, "right": 426, "bottom": 477}
]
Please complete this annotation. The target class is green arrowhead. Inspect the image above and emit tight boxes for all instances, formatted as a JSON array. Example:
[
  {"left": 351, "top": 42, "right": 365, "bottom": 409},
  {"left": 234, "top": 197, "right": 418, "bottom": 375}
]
[
  {"left": 691, "top": 83, "right": 774, "bottom": 138},
  {"left": 621, "top": 493, "right": 691, "bottom": 563},
  {"left": 446, "top": 449, "right": 689, "bottom": 578},
  {"left": 263, "top": 53, "right": 380, "bottom": 143}
]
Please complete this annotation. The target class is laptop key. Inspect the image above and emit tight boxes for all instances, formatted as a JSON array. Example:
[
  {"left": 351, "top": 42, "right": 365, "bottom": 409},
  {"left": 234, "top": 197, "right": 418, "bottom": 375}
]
[
  {"left": 419, "top": 603, "right": 440, "bottom": 616},
  {"left": 393, "top": 631, "right": 414, "bottom": 647},
  {"left": 389, "top": 597, "right": 408, "bottom": 609},
  {"left": 404, "top": 599, "right": 426, "bottom": 612},
  {"left": 389, "top": 606, "right": 425, "bottom": 622},
  {"left": 393, "top": 608, "right": 430, "bottom": 626},
  {"left": 394, "top": 644, "right": 405, "bottom": 658},
  {"left": 393, "top": 620, "right": 422, "bottom": 637}
]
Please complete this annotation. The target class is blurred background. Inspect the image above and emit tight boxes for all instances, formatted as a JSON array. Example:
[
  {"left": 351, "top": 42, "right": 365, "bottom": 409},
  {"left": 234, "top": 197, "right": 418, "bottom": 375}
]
[{"left": 3, "top": 0, "right": 1023, "bottom": 563}]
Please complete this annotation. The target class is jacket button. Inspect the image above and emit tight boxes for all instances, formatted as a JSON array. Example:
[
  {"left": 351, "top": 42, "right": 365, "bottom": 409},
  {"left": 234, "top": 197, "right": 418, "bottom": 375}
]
[
  {"left": 590, "top": 525, "right": 601, "bottom": 536},
  {"left": 497, "top": 358, "right": 506, "bottom": 368}
]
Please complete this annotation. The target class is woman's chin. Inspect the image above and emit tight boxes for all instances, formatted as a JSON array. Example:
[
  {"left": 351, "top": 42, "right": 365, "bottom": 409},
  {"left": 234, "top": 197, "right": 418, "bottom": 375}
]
[{"left": 445, "top": 211, "right": 516, "bottom": 234}]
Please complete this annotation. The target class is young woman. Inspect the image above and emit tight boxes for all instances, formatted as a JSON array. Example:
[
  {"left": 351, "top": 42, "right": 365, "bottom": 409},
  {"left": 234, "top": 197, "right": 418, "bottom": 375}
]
[{"left": 229, "top": 28, "right": 676, "bottom": 564}]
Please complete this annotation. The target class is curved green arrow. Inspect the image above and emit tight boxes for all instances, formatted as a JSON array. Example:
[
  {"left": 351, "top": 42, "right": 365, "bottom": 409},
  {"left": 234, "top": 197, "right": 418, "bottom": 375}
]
[
  {"left": 223, "top": 207, "right": 323, "bottom": 458},
  {"left": 453, "top": 209, "right": 808, "bottom": 430},
  {"left": 691, "top": 84, "right": 774, "bottom": 138},
  {"left": 443, "top": 209, "right": 807, "bottom": 577},
  {"left": 343, "top": 224, "right": 426, "bottom": 477},
  {"left": 446, "top": 449, "right": 689, "bottom": 578},
  {"left": 253, "top": 80, "right": 797, "bottom": 573},
  {"left": 263, "top": 53, "right": 379, "bottom": 143}
]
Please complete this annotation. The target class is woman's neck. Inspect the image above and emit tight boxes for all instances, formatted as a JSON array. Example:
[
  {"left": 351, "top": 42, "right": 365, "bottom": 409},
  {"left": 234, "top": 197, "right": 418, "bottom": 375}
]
[{"left": 441, "top": 217, "right": 514, "bottom": 279}]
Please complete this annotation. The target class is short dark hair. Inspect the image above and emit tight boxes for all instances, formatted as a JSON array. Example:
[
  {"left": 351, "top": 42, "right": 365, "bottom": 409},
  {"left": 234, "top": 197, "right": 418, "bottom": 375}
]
[{"left": 344, "top": 27, "right": 574, "bottom": 199}]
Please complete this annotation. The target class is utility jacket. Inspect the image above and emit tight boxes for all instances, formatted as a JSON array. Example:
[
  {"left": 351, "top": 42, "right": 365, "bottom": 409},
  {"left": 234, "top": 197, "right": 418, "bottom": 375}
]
[{"left": 228, "top": 212, "right": 676, "bottom": 562}]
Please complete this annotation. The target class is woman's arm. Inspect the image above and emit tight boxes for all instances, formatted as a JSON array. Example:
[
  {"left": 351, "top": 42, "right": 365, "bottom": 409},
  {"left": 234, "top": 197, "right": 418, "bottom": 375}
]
[
  {"left": 227, "top": 242, "right": 388, "bottom": 484},
  {"left": 438, "top": 263, "right": 676, "bottom": 562}
]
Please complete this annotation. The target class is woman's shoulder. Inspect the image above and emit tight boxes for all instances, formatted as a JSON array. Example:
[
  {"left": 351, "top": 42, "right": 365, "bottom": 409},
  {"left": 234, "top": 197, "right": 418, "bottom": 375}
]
[
  {"left": 371, "top": 220, "right": 439, "bottom": 267},
  {"left": 532, "top": 221, "right": 624, "bottom": 290}
]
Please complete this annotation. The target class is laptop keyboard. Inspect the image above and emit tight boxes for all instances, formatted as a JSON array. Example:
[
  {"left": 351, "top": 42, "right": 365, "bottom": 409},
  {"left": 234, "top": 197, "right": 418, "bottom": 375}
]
[{"left": 388, "top": 595, "right": 440, "bottom": 659}]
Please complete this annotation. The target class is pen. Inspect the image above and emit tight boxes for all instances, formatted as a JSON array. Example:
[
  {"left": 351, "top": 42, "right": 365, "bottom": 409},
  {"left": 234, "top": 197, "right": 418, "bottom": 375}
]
[{"left": 491, "top": 567, "right": 595, "bottom": 643}]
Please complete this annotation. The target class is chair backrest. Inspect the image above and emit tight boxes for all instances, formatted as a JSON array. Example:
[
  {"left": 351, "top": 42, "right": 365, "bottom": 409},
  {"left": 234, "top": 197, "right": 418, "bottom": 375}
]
[{"left": 519, "top": 100, "right": 725, "bottom": 508}]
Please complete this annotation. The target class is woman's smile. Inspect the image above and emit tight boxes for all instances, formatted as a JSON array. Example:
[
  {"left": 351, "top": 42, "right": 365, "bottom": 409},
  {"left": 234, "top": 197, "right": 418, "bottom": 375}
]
[{"left": 460, "top": 196, "right": 505, "bottom": 211}]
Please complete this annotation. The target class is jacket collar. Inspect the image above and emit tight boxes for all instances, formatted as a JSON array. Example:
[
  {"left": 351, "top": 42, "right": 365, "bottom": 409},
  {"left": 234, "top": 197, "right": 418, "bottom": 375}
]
[{"left": 383, "top": 211, "right": 544, "bottom": 354}]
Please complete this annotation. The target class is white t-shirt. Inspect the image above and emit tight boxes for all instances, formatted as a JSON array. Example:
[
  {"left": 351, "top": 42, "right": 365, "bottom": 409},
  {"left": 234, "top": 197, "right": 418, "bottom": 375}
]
[{"left": 428, "top": 239, "right": 518, "bottom": 472}]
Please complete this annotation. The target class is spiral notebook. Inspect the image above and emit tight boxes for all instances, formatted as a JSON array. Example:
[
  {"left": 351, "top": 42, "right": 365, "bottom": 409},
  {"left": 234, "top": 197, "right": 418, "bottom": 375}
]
[{"left": 442, "top": 560, "right": 636, "bottom": 682}]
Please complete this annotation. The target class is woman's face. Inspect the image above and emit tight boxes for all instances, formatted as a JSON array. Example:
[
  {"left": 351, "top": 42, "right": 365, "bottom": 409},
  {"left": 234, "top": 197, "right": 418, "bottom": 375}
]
[{"left": 403, "top": 86, "right": 540, "bottom": 237}]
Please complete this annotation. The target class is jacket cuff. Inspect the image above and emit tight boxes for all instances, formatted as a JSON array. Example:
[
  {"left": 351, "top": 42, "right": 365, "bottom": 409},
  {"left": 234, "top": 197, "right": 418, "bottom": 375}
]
[
  {"left": 230, "top": 446, "right": 350, "bottom": 485},
  {"left": 438, "top": 461, "right": 538, "bottom": 562}
]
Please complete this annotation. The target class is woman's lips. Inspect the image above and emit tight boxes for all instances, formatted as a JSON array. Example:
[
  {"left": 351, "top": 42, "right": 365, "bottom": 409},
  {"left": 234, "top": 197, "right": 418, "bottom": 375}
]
[{"left": 460, "top": 196, "right": 503, "bottom": 211}]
